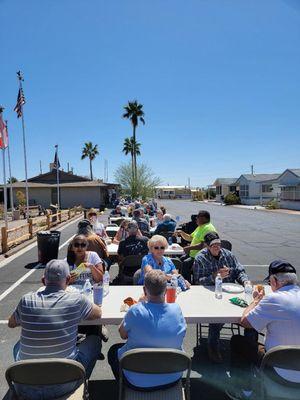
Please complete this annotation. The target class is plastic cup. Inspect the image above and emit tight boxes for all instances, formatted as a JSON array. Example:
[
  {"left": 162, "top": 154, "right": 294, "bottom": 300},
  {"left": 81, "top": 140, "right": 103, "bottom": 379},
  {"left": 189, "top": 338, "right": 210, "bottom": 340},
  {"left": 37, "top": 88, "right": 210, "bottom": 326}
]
[
  {"left": 93, "top": 283, "right": 104, "bottom": 305},
  {"left": 166, "top": 286, "right": 176, "bottom": 303}
]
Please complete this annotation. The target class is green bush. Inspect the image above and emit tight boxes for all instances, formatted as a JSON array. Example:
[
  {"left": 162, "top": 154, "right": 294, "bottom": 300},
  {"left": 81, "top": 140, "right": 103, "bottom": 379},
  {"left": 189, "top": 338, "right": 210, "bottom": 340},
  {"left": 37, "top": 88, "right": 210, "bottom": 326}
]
[
  {"left": 266, "top": 199, "right": 279, "bottom": 210},
  {"left": 224, "top": 193, "right": 241, "bottom": 205}
]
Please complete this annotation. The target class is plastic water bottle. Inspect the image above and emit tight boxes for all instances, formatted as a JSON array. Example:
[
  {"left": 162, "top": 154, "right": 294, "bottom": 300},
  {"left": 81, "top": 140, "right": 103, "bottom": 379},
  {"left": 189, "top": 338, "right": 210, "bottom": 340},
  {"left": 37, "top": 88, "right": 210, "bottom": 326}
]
[
  {"left": 244, "top": 281, "right": 253, "bottom": 304},
  {"left": 82, "top": 279, "right": 93, "bottom": 301},
  {"left": 171, "top": 275, "right": 178, "bottom": 289},
  {"left": 215, "top": 273, "right": 223, "bottom": 299},
  {"left": 103, "top": 270, "right": 110, "bottom": 296}
]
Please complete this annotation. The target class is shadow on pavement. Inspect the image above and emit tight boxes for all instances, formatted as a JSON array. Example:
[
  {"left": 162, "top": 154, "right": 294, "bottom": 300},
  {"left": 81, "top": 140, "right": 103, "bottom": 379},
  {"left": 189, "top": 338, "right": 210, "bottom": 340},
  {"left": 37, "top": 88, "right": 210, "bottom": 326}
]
[{"left": 24, "top": 262, "right": 44, "bottom": 270}]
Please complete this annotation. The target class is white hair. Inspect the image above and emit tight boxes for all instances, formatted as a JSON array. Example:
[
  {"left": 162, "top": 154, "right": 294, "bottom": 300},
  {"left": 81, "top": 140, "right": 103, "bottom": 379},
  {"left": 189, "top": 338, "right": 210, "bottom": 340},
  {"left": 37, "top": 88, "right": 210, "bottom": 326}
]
[
  {"left": 148, "top": 235, "right": 168, "bottom": 250},
  {"left": 163, "top": 213, "right": 171, "bottom": 221},
  {"left": 272, "top": 272, "right": 298, "bottom": 286}
]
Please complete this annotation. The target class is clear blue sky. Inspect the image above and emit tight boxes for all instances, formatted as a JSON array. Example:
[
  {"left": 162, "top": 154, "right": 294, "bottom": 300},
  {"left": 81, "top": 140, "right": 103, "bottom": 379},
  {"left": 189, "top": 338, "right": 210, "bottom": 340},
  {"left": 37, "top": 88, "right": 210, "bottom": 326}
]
[{"left": 1, "top": 0, "right": 300, "bottom": 187}]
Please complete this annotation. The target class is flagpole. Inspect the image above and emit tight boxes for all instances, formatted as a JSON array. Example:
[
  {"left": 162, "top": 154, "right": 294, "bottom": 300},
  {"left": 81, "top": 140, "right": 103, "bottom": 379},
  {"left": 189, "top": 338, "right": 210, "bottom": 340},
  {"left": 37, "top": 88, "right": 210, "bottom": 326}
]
[
  {"left": 2, "top": 147, "right": 8, "bottom": 230},
  {"left": 55, "top": 145, "right": 60, "bottom": 211},
  {"left": 5, "top": 120, "right": 14, "bottom": 212},
  {"left": 16, "top": 71, "right": 29, "bottom": 220}
]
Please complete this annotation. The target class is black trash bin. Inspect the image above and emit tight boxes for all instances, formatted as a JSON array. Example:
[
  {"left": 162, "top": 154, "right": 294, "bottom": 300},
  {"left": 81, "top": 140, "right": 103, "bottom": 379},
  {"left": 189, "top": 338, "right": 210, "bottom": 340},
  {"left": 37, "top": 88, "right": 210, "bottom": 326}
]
[{"left": 37, "top": 231, "right": 61, "bottom": 265}]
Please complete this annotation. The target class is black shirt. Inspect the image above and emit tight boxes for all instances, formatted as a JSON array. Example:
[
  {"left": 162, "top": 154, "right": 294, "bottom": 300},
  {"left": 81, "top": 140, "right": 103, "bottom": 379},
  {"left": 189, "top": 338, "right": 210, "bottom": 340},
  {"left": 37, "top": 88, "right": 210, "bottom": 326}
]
[{"left": 118, "top": 235, "right": 149, "bottom": 258}]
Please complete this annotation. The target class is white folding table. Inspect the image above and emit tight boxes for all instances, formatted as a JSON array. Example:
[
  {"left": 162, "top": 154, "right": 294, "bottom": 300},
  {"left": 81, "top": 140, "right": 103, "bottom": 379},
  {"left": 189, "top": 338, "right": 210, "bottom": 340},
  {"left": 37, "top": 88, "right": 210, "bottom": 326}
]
[{"left": 107, "top": 243, "right": 184, "bottom": 257}]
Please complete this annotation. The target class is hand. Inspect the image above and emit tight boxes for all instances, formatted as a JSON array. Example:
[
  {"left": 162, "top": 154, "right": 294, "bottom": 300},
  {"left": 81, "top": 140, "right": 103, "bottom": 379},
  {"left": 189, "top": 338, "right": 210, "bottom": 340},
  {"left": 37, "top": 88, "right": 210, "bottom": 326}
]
[
  {"left": 175, "top": 230, "right": 182, "bottom": 237},
  {"left": 69, "top": 273, "right": 77, "bottom": 284},
  {"left": 183, "top": 246, "right": 190, "bottom": 255},
  {"left": 184, "top": 280, "right": 191, "bottom": 289},
  {"left": 218, "top": 266, "right": 230, "bottom": 279}
]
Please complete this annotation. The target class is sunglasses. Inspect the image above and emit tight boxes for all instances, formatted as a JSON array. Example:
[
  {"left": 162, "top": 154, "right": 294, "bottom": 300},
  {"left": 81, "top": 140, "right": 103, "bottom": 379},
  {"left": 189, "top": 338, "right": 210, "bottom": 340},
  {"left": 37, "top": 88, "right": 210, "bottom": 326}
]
[
  {"left": 73, "top": 242, "right": 87, "bottom": 248},
  {"left": 154, "top": 246, "right": 165, "bottom": 250}
]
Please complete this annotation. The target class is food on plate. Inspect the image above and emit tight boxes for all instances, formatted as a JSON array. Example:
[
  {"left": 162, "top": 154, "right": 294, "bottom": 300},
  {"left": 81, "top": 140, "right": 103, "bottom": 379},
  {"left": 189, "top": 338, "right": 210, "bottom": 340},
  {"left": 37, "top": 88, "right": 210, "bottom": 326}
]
[
  {"left": 71, "top": 263, "right": 88, "bottom": 277},
  {"left": 123, "top": 297, "right": 137, "bottom": 307}
]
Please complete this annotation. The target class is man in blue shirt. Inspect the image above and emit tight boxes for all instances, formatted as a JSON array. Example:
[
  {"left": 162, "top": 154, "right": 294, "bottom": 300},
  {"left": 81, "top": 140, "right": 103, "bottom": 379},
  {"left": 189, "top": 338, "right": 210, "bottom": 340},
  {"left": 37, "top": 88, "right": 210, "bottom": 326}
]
[
  {"left": 154, "top": 213, "right": 176, "bottom": 235},
  {"left": 108, "top": 270, "right": 186, "bottom": 390}
]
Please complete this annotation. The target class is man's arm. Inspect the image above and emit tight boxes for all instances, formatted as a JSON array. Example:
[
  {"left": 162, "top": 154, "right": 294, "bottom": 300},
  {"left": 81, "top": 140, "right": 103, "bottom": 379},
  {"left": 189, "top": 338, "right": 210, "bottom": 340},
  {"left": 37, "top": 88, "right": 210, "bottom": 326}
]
[
  {"left": 192, "top": 256, "right": 215, "bottom": 285},
  {"left": 177, "top": 230, "right": 192, "bottom": 242},
  {"left": 184, "top": 242, "right": 205, "bottom": 252},
  {"left": 86, "top": 304, "right": 102, "bottom": 320},
  {"left": 240, "top": 292, "right": 264, "bottom": 329},
  {"left": 119, "top": 320, "right": 128, "bottom": 340},
  {"left": 8, "top": 314, "right": 19, "bottom": 328}
]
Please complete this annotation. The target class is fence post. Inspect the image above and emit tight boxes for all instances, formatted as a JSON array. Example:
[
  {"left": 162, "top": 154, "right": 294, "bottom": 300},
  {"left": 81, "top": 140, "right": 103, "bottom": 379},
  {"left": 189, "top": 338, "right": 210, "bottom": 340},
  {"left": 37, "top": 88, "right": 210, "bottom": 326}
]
[
  {"left": 28, "top": 218, "right": 33, "bottom": 239},
  {"left": 1, "top": 226, "right": 8, "bottom": 253},
  {"left": 58, "top": 212, "right": 62, "bottom": 224},
  {"left": 46, "top": 214, "right": 51, "bottom": 230},
  {"left": 68, "top": 208, "right": 71, "bottom": 220}
]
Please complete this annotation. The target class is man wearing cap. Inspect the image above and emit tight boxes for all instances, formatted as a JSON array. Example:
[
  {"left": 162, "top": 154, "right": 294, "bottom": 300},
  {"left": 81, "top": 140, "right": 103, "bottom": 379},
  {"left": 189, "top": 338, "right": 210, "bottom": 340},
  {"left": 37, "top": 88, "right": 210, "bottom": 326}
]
[
  {"left": 193, "top": 232, "right": 249, "bottom": 363},
  {"left": 228, "top": 260, "right": 300, "bottom": 397},
  {"left": 117, "top": 221, "right": 149, "bottom": 281},
  {"left": 132, "top": 208, "right": 150, "bottom": 234},
  {"left": 8, "top": 260, "right": 102, "bottom": 399}
]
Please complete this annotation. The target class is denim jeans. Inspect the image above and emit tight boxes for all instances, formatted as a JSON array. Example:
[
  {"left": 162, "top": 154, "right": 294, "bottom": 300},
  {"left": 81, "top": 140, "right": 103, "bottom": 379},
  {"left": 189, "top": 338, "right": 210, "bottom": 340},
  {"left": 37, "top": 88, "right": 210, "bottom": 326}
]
[
  {"left": 13, "top": 335, "right": 101, "bottom": 400},
  {"left": 208, "top": 323, "right": 224, "bottom": 347}
]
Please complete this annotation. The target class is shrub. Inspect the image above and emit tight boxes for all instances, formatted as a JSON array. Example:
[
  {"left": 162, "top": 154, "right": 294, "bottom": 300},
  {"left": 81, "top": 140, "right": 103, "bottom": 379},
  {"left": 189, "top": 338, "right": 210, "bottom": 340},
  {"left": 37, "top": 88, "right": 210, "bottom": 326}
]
[
  {"left": 16, "top": 190, "right": 26, "bottom": 206},
  {"left": 224, "top": 193, "right": 241, "bottom": 205},
  {"left": 266, "top": 199, "right": 279, "bottom": 210}
]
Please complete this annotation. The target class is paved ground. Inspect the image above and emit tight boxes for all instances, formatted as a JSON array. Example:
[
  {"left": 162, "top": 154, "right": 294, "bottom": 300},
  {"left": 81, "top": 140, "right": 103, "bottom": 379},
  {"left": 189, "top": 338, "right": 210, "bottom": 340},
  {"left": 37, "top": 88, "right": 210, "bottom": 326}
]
[{"left": 0, "top": 200, "right": 300, "bottom": 399}]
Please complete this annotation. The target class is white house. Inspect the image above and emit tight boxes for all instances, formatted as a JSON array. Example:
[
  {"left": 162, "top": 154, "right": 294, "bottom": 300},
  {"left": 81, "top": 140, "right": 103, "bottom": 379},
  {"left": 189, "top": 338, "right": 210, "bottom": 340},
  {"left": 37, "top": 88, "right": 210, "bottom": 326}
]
[
  {"left": 155, "top": 186, "right": 192, "bottom": 199},
  {"left": 235, "top": 174, "right": 281, "bottom": 205},
  {"left": 276, "top": 169, "right": 300, "bottom": 211},
  {"left": 213, "top": 178, "right": 237, "bottom": 202}
]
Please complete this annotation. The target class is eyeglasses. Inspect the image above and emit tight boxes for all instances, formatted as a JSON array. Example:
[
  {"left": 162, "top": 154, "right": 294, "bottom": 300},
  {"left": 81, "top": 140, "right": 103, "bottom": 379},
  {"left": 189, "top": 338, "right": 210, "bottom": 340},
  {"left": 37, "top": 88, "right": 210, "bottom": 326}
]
[
  {"left": 73, "top": 242, "right": 87, "bottom": 248},
  {"left": 153, "top": 246, "right": 165, "bottom": 250}
]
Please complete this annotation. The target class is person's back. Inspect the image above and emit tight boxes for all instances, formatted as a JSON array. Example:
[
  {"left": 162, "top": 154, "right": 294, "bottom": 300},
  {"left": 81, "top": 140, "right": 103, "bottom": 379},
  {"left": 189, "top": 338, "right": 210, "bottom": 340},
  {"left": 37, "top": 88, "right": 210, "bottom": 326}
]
[
  {"left": 118, "top": 235, "right": 148, "bottom": 258},
  {"left": 87, "top": 233, "right": 108, "bottom": 259},
  {"left": 155, "top": 219, "right": 176, "bottom": 234}
]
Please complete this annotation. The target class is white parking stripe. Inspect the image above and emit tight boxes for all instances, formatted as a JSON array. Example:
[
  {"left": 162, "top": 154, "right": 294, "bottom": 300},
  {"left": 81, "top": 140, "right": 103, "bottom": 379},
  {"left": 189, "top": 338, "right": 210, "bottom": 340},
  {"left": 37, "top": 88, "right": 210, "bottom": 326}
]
[
  {"left": 0, "top": 235, "right": 74, "bottom": 303},
  {"left": 0, "top": 215, "right": 82, "bottom": 270}
]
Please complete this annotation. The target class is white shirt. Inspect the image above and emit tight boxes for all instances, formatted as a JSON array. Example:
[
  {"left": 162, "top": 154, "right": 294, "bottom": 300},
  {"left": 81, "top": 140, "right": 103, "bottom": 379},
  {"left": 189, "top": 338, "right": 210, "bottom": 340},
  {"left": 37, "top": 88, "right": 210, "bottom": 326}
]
[{"left": 248, "top": 284, "right": 300, "bottom": 382}]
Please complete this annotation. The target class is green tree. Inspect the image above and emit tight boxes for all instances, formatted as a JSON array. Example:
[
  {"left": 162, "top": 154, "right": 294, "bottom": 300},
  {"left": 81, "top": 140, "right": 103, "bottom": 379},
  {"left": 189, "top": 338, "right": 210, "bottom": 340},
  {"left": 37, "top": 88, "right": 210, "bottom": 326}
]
[
  {"left": 122, "top": 101, "right": 145, "bottom": 185},
  {"left": 81, "top": 142, "right": 99, "bottom": 180},
  {"left": 122, "top": 136, "right": 141, "bottom": 197},
  {"left": 7, "top": 177, "right": 18, "bottom": 184},
  {"left": 114, "top": 162, "right": 160, "bottom": 200}
]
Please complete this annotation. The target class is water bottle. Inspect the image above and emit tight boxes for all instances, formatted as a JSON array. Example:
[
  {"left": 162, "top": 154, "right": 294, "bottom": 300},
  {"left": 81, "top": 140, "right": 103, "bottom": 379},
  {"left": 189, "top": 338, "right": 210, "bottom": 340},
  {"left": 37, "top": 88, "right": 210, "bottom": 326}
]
[
  {"left": 171, "top": 275, "right": 178, "bottom": 289},
  {"left": 103, "top": 269, "right": 110, "bottom": 296},
  {"left": 215, "top": 273, "right": 222, "bottom": 299},
  {"left": 168, "top": 236, "right": 173, "bottom": 246},
  {"left": 82, "top": 279, "right": 93, "bottom": 301},
  {"left": 244, "top": 281, "right": 253, "bottom": 304}
]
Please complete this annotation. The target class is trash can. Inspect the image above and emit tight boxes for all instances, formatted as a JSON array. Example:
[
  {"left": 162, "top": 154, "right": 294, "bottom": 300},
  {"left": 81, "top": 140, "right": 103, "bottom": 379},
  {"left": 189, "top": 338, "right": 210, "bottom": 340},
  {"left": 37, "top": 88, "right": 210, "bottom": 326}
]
[{"left": 37, "top": 231, "right": 61, "bottom": 265}]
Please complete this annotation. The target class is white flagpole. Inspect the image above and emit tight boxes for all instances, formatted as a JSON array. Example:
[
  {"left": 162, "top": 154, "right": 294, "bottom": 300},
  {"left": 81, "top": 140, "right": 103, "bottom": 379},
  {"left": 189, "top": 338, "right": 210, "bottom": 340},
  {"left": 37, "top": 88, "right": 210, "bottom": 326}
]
[
  {"left": 55, "top": 145, "right": 60, "bottom": 210},
  {"left": 16, "top": 71, "right": 29, "bottom": 220},
  {"left": 2, "top": 148, "right": 8, "bottom": 230},
  {"left": 5, "top": 121, "right": 14, "bottom": 212}
]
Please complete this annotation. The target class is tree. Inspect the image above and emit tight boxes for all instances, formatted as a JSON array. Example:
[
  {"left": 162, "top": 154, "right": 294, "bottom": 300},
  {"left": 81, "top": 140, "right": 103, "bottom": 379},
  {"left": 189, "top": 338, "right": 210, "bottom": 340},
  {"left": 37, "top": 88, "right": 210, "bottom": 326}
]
[
  {"left": 122, "top": 101, "right": 145, "bottom": 184},
  {"left": 114, "top": 162, "right": 161, "bottom": 200},
  {"left": 81, "top": 142, "right": 99, "bottom": 181},
  {"left": 7, "top": 177, "right": 18, "bottom": 184},
  {"left": 122, "top": 136, "right": 141, "bottom": 196}
]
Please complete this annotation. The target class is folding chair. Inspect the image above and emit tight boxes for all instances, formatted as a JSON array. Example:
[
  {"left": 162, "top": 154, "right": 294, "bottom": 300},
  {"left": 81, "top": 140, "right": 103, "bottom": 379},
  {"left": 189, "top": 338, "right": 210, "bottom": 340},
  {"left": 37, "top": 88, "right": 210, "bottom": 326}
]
[
  {"left": 119, "top": 255, "right": 144, "bottom": 284},
  {"left": 119, "top": 348, "right": 191, "bottom": 400},
  {"left": 170, "top": 258, "right": 183, "bottom": 273},
  {"left": 258, "top": 345, "right": 300, "bottom": 399},
  {"left": 5, "top": 358, "right": 88, "bottom": 400}
]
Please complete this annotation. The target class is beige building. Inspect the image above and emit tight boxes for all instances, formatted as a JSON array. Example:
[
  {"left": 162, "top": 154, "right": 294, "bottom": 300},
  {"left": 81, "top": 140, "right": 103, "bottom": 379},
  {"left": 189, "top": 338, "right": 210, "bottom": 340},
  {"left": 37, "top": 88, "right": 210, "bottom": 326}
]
[{"left": 155, "top": 186, "right": 192, "bottom": 199}]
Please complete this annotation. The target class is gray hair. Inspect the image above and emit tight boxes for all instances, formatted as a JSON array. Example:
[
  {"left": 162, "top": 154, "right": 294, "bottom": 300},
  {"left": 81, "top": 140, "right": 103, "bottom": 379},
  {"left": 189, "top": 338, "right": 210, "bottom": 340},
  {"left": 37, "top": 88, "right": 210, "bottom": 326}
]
[
  {"left": 77, "top": 224, "right": 93, "bottom": 236},
  {"left": 144, "top": 270, "right": 167, "bottom": 296},
  {"left": 163, "top": 213, "right": 171, "bottom": 221},
  {"left": 272, "top": 272, "right": 298, "bottom": 286},
  {"left": 148, "top": 234, "right": 168, "bottom": 250}
]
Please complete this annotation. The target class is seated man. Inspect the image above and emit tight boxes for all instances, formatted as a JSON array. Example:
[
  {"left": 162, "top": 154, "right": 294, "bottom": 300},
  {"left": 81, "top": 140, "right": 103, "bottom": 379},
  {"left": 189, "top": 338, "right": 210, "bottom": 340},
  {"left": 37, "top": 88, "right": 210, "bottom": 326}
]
[
  {"left": 132, "top": 208, "right": 150, "bottom": 234},
  {"left": 193, "top": 232, "right": 249, "bottom": 363},
  {"left": 108, "top": 270, "right": 186, "bottom": 390},
  {"left": 110, "top": 205, "right": 125, "bottom": 217},
  {"left": 228, "top": 260, "right": 300, "bottom": 398},
  {"left": 8, "top": 260, "right": 102, "bottom": 400},
  {"left": 118, "top": 221, "right": 148, "bottom": 263},
  {"left": 154, "top": 213, "right": 176, "bottom": 235},
  {"left": 175, "top": 210, "right": 217, "bottom": 282}
]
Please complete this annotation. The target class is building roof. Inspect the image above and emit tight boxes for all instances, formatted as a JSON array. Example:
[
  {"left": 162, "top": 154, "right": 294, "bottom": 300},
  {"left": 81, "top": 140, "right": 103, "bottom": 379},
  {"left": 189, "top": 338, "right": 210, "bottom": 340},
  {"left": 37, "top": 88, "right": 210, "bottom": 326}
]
[
  {"left": 236, "top": 174, "right": 281, "bottom": 183},
  {"left": 0, "top": 181, "right": 108, "bottom": 189},
  {"left": 213, "top": 178, "right": 238, "bottom": 185},
  {"left": 287, "top": 169, "right": 300, "bottom": 178},
  {"left": 28, "top": 169, "right": 91, "bottom": 184},
  {"left": 155, "top": 186, "right": 191, "bottom": 190}
]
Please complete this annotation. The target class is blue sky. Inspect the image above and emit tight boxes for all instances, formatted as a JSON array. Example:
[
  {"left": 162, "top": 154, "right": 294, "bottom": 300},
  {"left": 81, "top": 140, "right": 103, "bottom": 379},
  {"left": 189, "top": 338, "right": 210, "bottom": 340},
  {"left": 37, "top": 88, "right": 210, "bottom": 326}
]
[{"left": 1, "top": 0, "right": 300, "bottom": 187}]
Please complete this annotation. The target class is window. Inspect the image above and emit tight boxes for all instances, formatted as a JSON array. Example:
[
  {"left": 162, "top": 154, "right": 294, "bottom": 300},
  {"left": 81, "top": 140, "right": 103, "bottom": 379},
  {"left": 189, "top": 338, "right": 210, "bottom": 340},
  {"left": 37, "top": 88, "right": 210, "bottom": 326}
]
[
  {"left": 281, "top": 186, "right": 300, "bottom": 201},
  {"left": 216, "top": 186, "right": 221, "bottom": 195},
  {"left": 262, "top": 184, "right": 273, "bottom": 193},
  {"left": 239, "top": 184, "right": 249, "bottom": 197},
  {"left": 229, "top": 185, "right": 236, "bottom": 192}
]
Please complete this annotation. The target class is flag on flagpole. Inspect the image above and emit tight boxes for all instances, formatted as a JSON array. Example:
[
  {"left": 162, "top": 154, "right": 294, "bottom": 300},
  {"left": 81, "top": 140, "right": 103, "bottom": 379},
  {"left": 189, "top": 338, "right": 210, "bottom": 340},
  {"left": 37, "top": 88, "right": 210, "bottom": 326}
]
[
  {"left": 0, "top": 114, "right": 8, "bottom": 149},
  {"left": 14, "top": 88, "right": 26, "bottom": 118},
  {"left": 53, "top": 146, "right": 60, "bottom": 169}
]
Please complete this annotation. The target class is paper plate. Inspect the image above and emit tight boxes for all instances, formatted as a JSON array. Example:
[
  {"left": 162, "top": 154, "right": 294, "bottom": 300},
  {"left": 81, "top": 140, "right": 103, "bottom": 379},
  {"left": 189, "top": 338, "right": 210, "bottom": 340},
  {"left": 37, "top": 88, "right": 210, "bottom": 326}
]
[{"left": 222, "top": 283, "right": 244, "bottom": 293}]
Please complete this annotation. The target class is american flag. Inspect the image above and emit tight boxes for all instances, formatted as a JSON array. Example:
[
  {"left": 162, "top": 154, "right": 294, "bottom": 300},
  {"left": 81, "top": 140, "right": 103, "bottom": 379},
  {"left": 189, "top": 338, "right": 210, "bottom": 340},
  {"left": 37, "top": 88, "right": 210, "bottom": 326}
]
[
  {"left": 14, "top": 88, "right": 26, "bottom": 118},
  {"left": 0, "top": 114, "right": 8, "bottom": 149},
  {"left": 53, "top": 146, "right": 61, "bottom": 169}
]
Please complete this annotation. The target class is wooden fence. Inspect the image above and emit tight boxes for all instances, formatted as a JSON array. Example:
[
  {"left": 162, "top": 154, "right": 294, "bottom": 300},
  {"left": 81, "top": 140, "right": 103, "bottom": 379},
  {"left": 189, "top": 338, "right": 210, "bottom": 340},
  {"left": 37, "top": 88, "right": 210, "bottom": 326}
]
[{"left": 1, "top": 207, "right": 82, "bottom": 254}]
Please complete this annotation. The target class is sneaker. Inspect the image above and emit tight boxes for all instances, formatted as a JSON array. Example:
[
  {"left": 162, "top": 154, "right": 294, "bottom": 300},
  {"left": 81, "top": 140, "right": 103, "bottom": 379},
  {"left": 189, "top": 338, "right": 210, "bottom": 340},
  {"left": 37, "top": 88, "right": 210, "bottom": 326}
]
[
  {"left": 207, "top": 345, "right": 223, "bottom": 364},
  {"left": 100, "top": 325, "right": 109, "bottom": 342}
]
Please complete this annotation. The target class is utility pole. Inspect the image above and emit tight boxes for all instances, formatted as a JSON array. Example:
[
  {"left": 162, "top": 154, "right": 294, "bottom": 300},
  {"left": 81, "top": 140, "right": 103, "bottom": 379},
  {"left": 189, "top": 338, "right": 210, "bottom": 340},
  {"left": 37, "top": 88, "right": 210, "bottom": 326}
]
[
  {"left": 39, "top": 160, "right": 42, "bottom": 174},
  {"left": 251, "top": 164, "right": 254, "bottom": 175}
]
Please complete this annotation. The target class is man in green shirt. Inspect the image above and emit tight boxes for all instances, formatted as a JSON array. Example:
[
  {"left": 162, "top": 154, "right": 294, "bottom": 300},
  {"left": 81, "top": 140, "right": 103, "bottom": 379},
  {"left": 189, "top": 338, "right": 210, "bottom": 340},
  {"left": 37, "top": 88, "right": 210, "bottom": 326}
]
[{"left": 176, "top": 210, "right": 217, "bottom": 282}]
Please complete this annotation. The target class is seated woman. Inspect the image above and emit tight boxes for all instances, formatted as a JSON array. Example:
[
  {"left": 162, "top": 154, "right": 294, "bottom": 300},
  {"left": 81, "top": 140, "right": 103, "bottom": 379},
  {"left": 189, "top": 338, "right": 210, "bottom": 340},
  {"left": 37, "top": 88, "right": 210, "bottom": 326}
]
[
  {"left": 155, "top": 209, "right": 164, "bottom": 226},
  {"left": 67, "top": 234, "right": 104, "bottom": 285},
  {"left": 113, "top": 220, "right": 143, "bottom": 244},
  {"left": 138, "top": 235, "right": 177, "bottom": 285},
  {"left": 87, "top": 208, "right": 108, "bottom": 240}
]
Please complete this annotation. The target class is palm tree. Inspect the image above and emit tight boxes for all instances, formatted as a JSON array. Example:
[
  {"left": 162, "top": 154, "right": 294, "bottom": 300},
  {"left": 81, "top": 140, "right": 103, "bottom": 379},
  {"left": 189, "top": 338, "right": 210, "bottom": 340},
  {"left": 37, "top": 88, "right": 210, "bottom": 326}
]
[
  {"left": 122, "top": 137, "right": 141, "bottom": 195},
  {"left": 122, "top": 101, "right": 145, "bottom": 182},
  {"left": 81, "top": 142, "right": 99, "bottom": 180}
]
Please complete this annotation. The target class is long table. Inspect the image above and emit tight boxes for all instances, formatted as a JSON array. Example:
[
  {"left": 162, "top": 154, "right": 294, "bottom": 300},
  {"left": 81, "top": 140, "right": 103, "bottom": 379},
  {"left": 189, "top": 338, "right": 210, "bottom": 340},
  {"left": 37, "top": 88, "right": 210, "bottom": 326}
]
[
  {"left": 107, "top": 243, "right": 184, "bottom": 256},
  {"left": 82, "top": 285, "right": 267, "bottom": 325}
]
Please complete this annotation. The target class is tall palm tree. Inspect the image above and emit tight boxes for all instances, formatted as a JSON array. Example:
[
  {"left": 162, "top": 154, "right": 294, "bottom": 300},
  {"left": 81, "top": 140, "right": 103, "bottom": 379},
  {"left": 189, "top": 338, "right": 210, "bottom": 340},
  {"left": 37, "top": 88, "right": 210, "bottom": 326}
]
[
  {"left": 122, "top": 100, "right": 145, "bottom": 182},
  {"left": 122, "top": 137, "right": 141, "bottom": 195},
  {"left": 81, "top": 142, "right": 99, "bottom": 180}
]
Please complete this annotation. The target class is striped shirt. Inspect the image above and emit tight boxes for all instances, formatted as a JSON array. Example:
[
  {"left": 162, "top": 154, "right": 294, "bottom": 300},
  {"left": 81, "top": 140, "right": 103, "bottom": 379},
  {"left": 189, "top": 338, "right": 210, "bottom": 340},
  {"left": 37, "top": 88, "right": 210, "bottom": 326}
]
[{"left": 13, "top": 286, "right": 92, "bottom": 360}]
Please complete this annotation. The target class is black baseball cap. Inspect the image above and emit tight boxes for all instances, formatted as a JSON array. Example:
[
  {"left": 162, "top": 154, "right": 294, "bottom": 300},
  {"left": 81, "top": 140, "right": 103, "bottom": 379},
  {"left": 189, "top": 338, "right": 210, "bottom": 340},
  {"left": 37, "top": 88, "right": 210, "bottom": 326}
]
[
  {"left": 204, "top": 232, "right": 221, "bottom": 246},
  {"left": 264, "top": 260, "right": 296, "bottom": 281}
]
